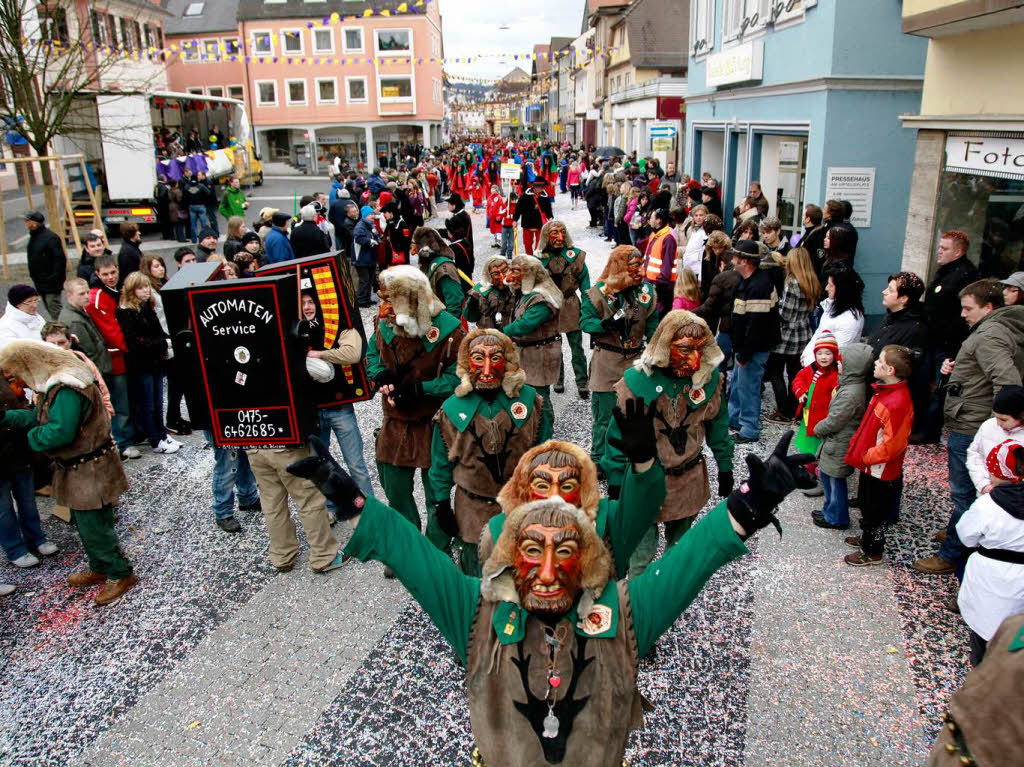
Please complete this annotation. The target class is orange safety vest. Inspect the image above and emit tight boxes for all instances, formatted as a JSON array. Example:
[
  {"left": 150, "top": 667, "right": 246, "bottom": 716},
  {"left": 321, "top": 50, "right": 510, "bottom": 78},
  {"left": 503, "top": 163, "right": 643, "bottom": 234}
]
[{"left": 644, "top": 226, "right": 677, "bottom": 283}]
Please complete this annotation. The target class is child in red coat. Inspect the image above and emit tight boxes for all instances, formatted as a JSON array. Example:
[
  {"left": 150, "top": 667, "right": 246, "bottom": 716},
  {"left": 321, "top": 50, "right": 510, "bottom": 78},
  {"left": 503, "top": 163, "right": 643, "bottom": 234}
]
[
  {"left": 792, "top": 330, "right": 841, "bottom": 455},
  {"left": 486, "top": 189, "right": 505, "bottom": 248},
  {"left": 843, "top": 345, "right": 915, "bottom": 566}
]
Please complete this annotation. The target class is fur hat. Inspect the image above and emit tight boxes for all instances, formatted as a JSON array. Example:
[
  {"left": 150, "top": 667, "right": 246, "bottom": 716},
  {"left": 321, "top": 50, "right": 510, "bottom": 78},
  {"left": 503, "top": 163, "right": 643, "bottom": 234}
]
[
  {"left": 480, "top": 498, "right": 612, "bottom": 614},
  {"left": 597, "top": 245, "right": 641, "bottom": 294},
  {"left": 0, "top": 340, "right": 95, "bottom": 393},
  {"left": 411, "top": 226, "right": 455, "bottom": 269},
  {"left": 454, "top": 329, "right": 526, "bottom": 398},
  {"left": 379, "top": 265, "right": 445, "bottom": 337},
  {"left": 496, "top": 440, "right": 600, "bottom": 522},
  {"left": 537, "top": 220, "right": 573, "bottom": 252},
  {"left": 509, "top": 255, "right": 563, "bottom": 310},
  {"left": 635, "top": 310, "right": 724, "bottom": 388},
  {"left": 479, "top": 255, "right": 509, "bottom": 288}
]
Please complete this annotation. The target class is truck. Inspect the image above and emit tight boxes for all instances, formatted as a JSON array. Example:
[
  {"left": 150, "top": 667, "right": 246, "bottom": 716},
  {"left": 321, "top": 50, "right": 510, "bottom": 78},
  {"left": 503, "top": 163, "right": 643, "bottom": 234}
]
[{"left": 54, "top": 90, "right": 262, "bottom": 233}]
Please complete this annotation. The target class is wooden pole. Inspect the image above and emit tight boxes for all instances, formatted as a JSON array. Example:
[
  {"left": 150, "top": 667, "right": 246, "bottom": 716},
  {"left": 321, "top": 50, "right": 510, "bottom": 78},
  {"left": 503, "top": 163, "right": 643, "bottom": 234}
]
[
  {"left": 56, "top": 162, "right": 82, "bottom": 257},
  {"left": 0, "top": 170, "right": 8, "bottom": 280},
  {"left": 78, "top": 157, "right": 103, "bottom": 235}
]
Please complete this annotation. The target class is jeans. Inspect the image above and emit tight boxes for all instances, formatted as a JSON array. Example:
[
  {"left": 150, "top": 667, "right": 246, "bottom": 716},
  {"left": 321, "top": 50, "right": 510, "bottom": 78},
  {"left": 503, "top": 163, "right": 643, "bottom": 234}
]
[
  {"left": 317, "top": 405, "right": 375, "bottom": 515},
  {"left": 717, "top": 331, "right": 734, "bottom": 402},
  {"left": 569, "top": 185, "right": 580, "bottom": 203},
  {"left": 205, "top": 205, "right": 220, "bottom": 237},
  {"left": 107, "top": 373, "right": 136, "bottom": 450},
  {"left": 189, "top": 205, "right": 209, "bottom": 243},
  {"left": 820, "top": 471, "right": 849, "bottom": 527},
  {"left": 205, "top": 431, "right": 259, "bottom": 520},
  {"left": 939, "top": 430, "right": 977, "bottom": 576},
  {"left": 0, "top": 468, "right": 46, "bottom": 560},
  {"left": 128, "top": 370, "right": 167, "bottom": 447},
  {"left": 728, "top": 351, "right": 769, "bottom": 439},
  {"left": 172, "top": 220, "right": 188, "bottom": 242},
  {"left": 165, "top": 361, "right": 185, "bottom": 424},
  {"left": 500, "top": 226, "right": 514, "bottom": 257}
]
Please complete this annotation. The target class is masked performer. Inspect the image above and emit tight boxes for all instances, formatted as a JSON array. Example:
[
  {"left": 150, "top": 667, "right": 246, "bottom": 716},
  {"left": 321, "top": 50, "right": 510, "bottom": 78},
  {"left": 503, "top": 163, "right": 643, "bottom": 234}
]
[
  {"left": 429, "top": 330, "right": 551, "bottom": 575},
  {"left": 290, "top": 432, "right": 814, "bottom": 767},
  {"left": 580, "top": 245, "right": 659, "bottom": 469},
  {"left": 412, "top": 226, "right": 465, "bottom": 320},
  {"left": 366, "top": 265, "right": 466, "bottom": 556},
  {"left": 603, "top": 310, "right": 735, "bottom": 575},
  {"left": 464, "top": 255, "right": 516, "bottom": 330},
  {"left": 502, "top": 255, "right": 562, "bottom": 428},
  {"left": 537, "top": 221, "right": 591, "bottom": 399}
]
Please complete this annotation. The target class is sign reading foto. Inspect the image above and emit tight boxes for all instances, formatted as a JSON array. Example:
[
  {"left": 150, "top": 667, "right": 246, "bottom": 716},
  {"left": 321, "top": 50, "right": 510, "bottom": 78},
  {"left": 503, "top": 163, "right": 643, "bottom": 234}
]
[
  {"left": 706, "top": 40, "right": 764, "bottom": 88},
  {"left": 945, "top": 135, "right": 1024, "bottom": 181},
  {"left": 825, "top": 167, "right": 876, "bottom": 228}
]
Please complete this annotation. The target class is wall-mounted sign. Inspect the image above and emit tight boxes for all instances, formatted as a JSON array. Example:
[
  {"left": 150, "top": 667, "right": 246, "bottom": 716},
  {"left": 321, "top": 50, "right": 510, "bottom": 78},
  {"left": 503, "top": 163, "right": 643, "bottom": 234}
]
[
  {"left": 706, "top": 40, "right": 764, "bottom": 88},
  {"left": 945, "top": 135, "right": 1024, "bottom": 181},
  {"left": 779, "top": 141, "right": 802, "bottom": 167},
  {"left": 652, "top": 137, "right": 674, "bottom": 152},
  {"left": 552, "top": 124, "right": 564, "bottom": 132},
  {"left": 824, "top": 167, "right": 875, "bottom": 228},
  {"left": 656, "top": 97, "right": 686, "bottom": 120}
]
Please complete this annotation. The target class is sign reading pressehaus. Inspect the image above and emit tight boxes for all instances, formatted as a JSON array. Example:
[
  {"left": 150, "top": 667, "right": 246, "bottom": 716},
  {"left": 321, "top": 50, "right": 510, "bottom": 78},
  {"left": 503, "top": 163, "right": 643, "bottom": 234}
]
[{"left": 945, "top": 135, "right": 1024, "bottom": 181}]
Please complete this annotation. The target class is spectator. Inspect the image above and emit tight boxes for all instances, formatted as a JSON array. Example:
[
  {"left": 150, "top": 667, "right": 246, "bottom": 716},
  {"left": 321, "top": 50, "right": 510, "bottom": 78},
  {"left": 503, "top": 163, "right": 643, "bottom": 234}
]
[
  {"left": 167, "top": 179, "right": 187, "bottom": 242},
  {"left": 290, "top": 204, "right": 331, "bottom": 260},
  {"left": 196, "top": 229, "right": 219, "bottom": 262},
  {"left": 747, "top": 181, "right": 770, "bottom": 217},
  {"left": 837, "top": 200, "right": 859, "bottom": 256},
  {"left": 141, "top": 254, "right": 189, "bottom": 436},
  {"left": 915, "top": 280, "right": 1024, "bottom": 578},
  {"left": 351, "top": 205, "right": 379, "bottom": 307},
  {"left": 1001, "top": 271, "right": 1023, "bottom": 307},
  {"left": 263, "top": 212, "right": 295, "bottom": 264},
  {"left": 679, "top": 204, "right": 708, "bottom": 276},
  {"left": 766, "top": 248, "right": 819, "bottom": 422},
  {"left": 173, "top": 246, "right": 197, "bottom": 269},
  {"left": 728, "top": 240, "right": 781, "bottom": 443},
  {"left": 198, "top": 172, "right": 219, "bottom": 238},
  {"left": 700, "top": 186, "right": 723, "bottom": 218},
  {"left": 180, "top": 168, "right": 210, "bottom": 243},
  {"left": 642, "top": 208, "right": 677, "bottom": 317},
  {"left": 759, "top": 216, "right": 791, "bottom": 294},
  {"left": 821, "top": 225, "right": 856, "bottom": 276},
  {"left": 796, "top": 204, "right": 826, "bottom": 270},
  {"left": 24, "top": 211, "right": 66, "bottom": 318},
  {"left": 77, "top": 233, "right": 108, "bottom": 288},
  {"left": 154, "top": 175, "right": 172, "bottom": 240},
  {"left": 966, "top": 385, "right": 1024, "bottom": 495},
  {"left": 367, "top": 167, "right": 387, "bottom": 196},
  {"left": 58, "top": 278, "right": 112, "bottom": 383},
  {"left": 223, "top": 216, "right": 248, "bottom": 261},
  {"left": 672, "top": 267, "right": 701, "bottom": 311},
  {"left": 115, "top": 272, "right": 180, "bottom": 455},
  {"left": 218, "top": 175, "right": 248, "bottom": 220},
  {"left": 328, "top": 194, "right": 356, "bottom": 252},
  {"left": 801, "top": 268, "right": 865, "bottom": 366},
  {"left": 693, "top": 232, "right": 739, "bottom": 338},
  {"left": 0, "top": 285, "right": 45, "bottom": 351},
  {"left": 40, "top": 321, "right": 113, "bottom": 417},
  {"left": 254, "top": 206, "right": 277, "bottom": 241},
  {"left": 116, "top": 223, "right": 143, "bottom": 285},
  {"left": 917, "top": 230, "right": 981, "bottom": 444},
  {"left": 731, "top": 197, "right": 762, "bottom": 239},
  {"left": 236, "top": 232, "right": 263, "bottom": 268}
]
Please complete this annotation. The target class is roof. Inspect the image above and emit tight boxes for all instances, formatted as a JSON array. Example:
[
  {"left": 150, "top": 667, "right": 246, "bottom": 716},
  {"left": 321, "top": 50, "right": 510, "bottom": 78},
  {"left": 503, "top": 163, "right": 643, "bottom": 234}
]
[
  {"left": 550, "top": 36, "right": 574, "bottom": 52},
  {"left": 164, "top": 0, "right": 239, "bottom": 35},
  {"left": 533, "top": 44, "right": 551, "bottom": 75},
  {"left": 236, "top": 0, "right": 428, "bottom": 21},
  {"left": 581, "top": 0, "right": 628, "bottom": 33},
  {"left": 623, "top": 0, "right": 687, "bottom": 71}
]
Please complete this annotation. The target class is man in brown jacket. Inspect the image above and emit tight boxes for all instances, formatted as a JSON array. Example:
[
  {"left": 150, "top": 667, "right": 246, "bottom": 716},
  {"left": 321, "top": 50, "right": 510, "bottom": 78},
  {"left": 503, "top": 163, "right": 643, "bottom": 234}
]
[{"left": 537, "top": 221, "right": 590, "bottom": 399}]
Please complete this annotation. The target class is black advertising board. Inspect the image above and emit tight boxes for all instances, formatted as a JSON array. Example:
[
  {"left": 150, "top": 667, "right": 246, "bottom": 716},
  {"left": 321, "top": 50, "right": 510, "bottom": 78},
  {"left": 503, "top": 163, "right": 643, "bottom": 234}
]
[{"left": 257, "top": 252, "right": 372, "bottom": 408}]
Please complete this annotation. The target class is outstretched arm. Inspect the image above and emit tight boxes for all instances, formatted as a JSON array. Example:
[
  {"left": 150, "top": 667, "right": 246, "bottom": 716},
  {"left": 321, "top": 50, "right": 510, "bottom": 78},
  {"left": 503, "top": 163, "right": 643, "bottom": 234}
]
[{"left": 606, "top": 460, "right": 665, "bottom": 579}]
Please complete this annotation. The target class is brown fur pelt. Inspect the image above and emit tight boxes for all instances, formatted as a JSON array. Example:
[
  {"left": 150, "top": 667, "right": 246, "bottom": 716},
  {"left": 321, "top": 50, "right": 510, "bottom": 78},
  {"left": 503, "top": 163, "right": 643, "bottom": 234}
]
[
  {"left": 0, "top": 340, "right": 95, "bottom": 393},
  {"left": 411, "top": 226, "right": 455, "bottom": 275},
  {"left": 496, "top": 440, "right": 600, "bottom": 522},
  {"left": 480, "top": 498, "right": 612, "bottom": 613},
  {"left": 478, "top": 255, "right": 508, "bottom": 288},
  {"left": 635, "top": 310, "right": 724, "bottom": 388},
  {"left": 537, "top": 219, "right": 573, "bottom": 252},
  {"left": 597, "top": 245, "right": 642, "bottom": 294},
  {"left": 379, "top": 265, "right": 445, "bottom": 337},
  {"left": 454, "top": 329, "right": 527, "bottom": 398},
  {"left": 510, "top": 255, "right": 563, "bottom": 310}
]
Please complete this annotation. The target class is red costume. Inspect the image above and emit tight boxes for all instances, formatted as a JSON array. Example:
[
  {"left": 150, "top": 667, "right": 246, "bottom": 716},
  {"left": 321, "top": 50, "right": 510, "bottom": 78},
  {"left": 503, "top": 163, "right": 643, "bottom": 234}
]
[{"left": 487, "top": 192, "right": 505, "bottom": 235}]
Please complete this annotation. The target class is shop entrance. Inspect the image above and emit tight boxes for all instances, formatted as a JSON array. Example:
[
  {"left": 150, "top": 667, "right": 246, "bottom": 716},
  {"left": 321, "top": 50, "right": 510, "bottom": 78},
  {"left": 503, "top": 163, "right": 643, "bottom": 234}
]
[{"left": 758, "top": 135, "right": 807, "bottom": 239}]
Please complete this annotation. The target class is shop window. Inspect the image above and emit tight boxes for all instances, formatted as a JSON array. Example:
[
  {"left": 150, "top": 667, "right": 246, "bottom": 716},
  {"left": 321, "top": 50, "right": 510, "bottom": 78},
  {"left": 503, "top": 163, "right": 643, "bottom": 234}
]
[
  {"left": 343, "top": 27, "right": 363, "bottom": 53},
  {"left": 375, "top": 29, "right": 411, "bottom": 54},
  {"left": 690, "top": 0, "right": 715, "bottom": 58},
  {"left": 379, "top": 77, "right": 412, "bottom": 101}
]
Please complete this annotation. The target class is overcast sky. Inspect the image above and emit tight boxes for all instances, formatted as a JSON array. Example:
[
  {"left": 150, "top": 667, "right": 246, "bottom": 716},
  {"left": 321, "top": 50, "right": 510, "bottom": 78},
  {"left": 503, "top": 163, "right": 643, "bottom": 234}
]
[{"left": 438, "top": 0, "right": 583, "bottom": 80}]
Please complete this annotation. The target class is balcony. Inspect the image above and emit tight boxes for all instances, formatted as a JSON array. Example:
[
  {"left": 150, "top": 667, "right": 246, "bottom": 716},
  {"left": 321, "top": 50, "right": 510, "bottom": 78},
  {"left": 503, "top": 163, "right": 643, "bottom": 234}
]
[
  {"left": 609, "top": 78, "right": 687, "bottom": 105},
  {"left": 903, "top": 0, "right": 1024, "bottom": 36}
]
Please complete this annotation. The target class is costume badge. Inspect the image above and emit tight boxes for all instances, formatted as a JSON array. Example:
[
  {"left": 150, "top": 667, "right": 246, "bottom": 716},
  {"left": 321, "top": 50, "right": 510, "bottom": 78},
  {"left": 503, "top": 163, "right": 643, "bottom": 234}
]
[
  {"left": 934, "top": 285, "right": 942, "bottom": 293},
  {"left": 426, "top": 326, "right": 440, "bottom": 343},
  {"left": 689, "top": 387, "right": 706, "bottom": 405},
  {"left": 510, "top": 402, "right": 528, "bottom": 420},
  {"left": 580, "top": 604, "right": 612, "bottom": 635},
  {"left": 639, "top": 290, "right": 652, "bottom": 305}
]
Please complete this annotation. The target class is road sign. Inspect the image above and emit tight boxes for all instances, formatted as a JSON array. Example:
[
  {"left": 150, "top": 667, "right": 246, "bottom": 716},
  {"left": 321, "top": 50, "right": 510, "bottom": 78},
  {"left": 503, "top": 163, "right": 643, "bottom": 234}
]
[
  {"left": 652, "top": 137, "right": 674, "bottom": 152},
  {"left": 650, "top": 121, "right": 677, "bottom": 138},
  {"left": 500, "top": 162, "right": 522, "bottom": 181}
]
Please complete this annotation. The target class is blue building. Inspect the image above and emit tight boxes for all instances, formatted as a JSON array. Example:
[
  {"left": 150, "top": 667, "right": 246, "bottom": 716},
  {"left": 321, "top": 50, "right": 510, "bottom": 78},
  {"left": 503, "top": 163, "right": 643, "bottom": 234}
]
[{"left": 684, "top": 0, "right": 927, "bottom": 314}]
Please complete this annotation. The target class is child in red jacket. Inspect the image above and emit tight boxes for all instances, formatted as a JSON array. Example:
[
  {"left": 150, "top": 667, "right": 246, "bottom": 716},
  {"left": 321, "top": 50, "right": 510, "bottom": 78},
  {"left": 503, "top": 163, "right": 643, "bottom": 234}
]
[
  {"left": 792, "top": 330, "right": 841, "bottom": 454},
  {"left": 486, "top": 189, "right": 505, "bottom": 248},
  {"left": 843, "top": 345, "right": 915, "bottom": 566}
]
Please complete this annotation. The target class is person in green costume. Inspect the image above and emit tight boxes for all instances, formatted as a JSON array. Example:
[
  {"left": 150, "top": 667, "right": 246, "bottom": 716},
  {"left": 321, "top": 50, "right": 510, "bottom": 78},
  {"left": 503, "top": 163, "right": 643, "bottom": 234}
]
[
  {"left": 411, "top": 226, "right": 466, "bottom": 320},
  {"left": 288, "top": 431, "right": 815, "bottom": 767},
  {"left": 429, "top": 329, "right": 551, "bottom": 575},
  {"left": 603, "top": 310, "right": 735, "bottom": 575},
  {"left": 580, "top": 244, "right": 659, "bottom": 470},
  {"left": 463, "top": 255, "right": 517, "bottom": 330},
  {"left": 537, "top": 220, "right": 590, "bottom": 399},
  {"left": 365, "top": 265, "right": 466, "bottom": 563}
]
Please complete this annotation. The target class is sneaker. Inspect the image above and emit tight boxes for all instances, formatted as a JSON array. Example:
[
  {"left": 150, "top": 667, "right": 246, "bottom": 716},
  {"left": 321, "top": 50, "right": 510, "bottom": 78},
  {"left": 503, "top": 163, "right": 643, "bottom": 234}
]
[
  {"left": 216, "top": 517, "right": 242, "bottom": 534},
  {"left": 811, "top": 511, "right": 848, "bottom": 530},
  {"left": 932, "top": 529, "right": 947, "bottom": 543},
  {"left": 844, "top": 535, "right": 862, "bottom": 549},
  {"left": 153, "top": 438, "right": 181, "bottom": 454},
  {"left": 0, "top": 584, "right": 14, "bottom": 597},
  {"left": 844, "top": 551, "right": 883, "bottom": 567},
  {"left": 120, "top": 446, "right": 142, "bottom": 460},
  {"left": 913, "top": 555, "right": 956, "bottom": 575},
  {"left": 238, "top": 499, "right": 262, "bottom": 513},
  {"left": 94, "top": 573, "right": 138, "bottom": 606},
  {"left": 12, "top": 553, "right": 39, "bottom": 568},
  {"left": 36, "top": 542, "right": 59, "bottom": 557},
  {"left": 314, "top": 552, "right": 352, "bottom": 573}
]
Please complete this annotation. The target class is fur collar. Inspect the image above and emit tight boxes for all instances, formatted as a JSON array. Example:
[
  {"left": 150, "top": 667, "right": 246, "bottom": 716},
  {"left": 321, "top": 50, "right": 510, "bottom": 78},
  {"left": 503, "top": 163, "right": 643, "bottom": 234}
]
[
  {"left": 511, "top": 255, "right": 563, "bottom": 310},
  {"left": 379, "top": 265, "right": 444, "bottom": 338},
  {"left": 0, "top": 340, "right": 95, "bottom": 392}
]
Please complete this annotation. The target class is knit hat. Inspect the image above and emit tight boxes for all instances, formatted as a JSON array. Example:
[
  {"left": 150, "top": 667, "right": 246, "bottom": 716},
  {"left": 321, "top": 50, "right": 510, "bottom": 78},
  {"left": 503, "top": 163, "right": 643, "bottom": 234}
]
[
  {"left": 198, "top": 228, "right": 218, "bottom": 242},
  {"left": 731, "top": 240, "right": 761, "bottom": 261},
  {"left": 7, "top": 284, "right": 38, "bottom": 307},
  {"left": 23, "top": 211, "right": 44, "bottom": 223},
  {"left": 813, "top": 330, "right": 839, "bottom": 355},
  {"left": 360, "top": 205, "right": 374, "bottom": 219},
  {"left": 993, "top": 385, "right": 1024, "bottom": 418},
  {"left": 1001, "top": 272, "right": 1024, "bottom": 292},
  {"left": 239, "top": 231, "right": 262, "bottom": 249}
]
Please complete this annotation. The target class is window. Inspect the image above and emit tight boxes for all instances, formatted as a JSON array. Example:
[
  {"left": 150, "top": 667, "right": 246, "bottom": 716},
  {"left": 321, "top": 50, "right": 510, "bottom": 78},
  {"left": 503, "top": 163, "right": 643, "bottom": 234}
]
[
  {"left": 228, "top": 85, "right": 244, "bottom": 100},
  {"left": 312, "top": 28, "right": 333, "bottom": 54},
  {"left": 315, "top": 77, "right": 337, "bottom": 104},
  {"left": 183, "top": 39, "right": 201, "bottom": 62},
  {"left": 208, "top": 86, "right": 224, "bottom": 98},
  {"left": 135, "top": 21, "right": 145, "bottom": 48},
  {"left": 375, "top": 29, "right": 411, "bottom": 54},
  {"left": 379, "top": 76, "right": 412, "bottom": 101},
  {"left": 690, "top": 0, "right": 715, "bottom": 58},
  {"left": 430, "top": 33, "right": 440, "bottom": 57},
  {"left": 203, "top": 39, "right": 220, "bottom": 60},
  {"left": 186, "top": 86, "right": 204, "bottom": 95},
  {"left": 184, "top": 2, "right": 204, "bottom": 15},
  {"left": 342, "top": 27, "right": 363, "bottom": 53},
  {"left": 285, "top": 78, "right": 307, "bottom": 105},
  {"left": 144, "top": 24, "right": 155, "bottom": 48},
  {"left": 345, "top": 77, "right": 367, "bottom": 103},
  {"left": 250, "top": 30, "right": 272, "bottom": 55},
  {"left": 106, "top": 15, "right": 118, "bottom": 46},
  {"left": 723, "top": 0, "right": 768, "bottom": 42},
  {"left": 432, "top": 78, "right": 442, "bottom": 104},
  {"left": 155, "top": 26, "right": 164, "bottom": 49},
  {"left": 223, "top": 37, "right": 239, "bottom": 56},
  {"left": 90, "top": 11, "right": 107, "bottom": 45},
  {"left": 624, "top": 73, "right": 631, "bottom": 88},
  {"left": 119, "top": 18, "right": 133, "bottom": 48},
  {"left": 281, "top": 29, "right": 303, "bottom": 55},
  {"left": 256, "top": 80, "right": 277, "bottom": 106},
  {"left": 39, "top": 6, "right": 69, "bottom": 45}
]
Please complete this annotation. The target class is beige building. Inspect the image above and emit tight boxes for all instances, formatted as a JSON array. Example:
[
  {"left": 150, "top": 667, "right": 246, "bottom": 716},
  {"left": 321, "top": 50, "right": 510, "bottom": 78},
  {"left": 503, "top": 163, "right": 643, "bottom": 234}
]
[{"left": 901, "top": 0, "right": 1024, "bottom": 281}]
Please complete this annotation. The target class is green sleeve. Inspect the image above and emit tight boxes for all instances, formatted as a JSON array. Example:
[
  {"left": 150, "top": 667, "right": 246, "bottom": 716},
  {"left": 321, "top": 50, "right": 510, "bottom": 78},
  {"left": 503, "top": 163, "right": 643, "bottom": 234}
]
[
  {"left": 579, "top": 263, "right": 591, "bottom": 294},
  {"left": 219, "top": 196, "right": 231, "bottom": 218},
  {"left": 344, "top": 497, "right": 480, "bottom": 663},
  {"left": 462, "top": 291, "right": 482, "bottom": 323},
  {"left": 627, "top": 502, "right": 748, "bottom": 657},
  {"left": 421, "top": 359, "right": 459, "bottom": 399},
  {"left": 600, "top": 404, "right": 628, "bottom": 490},
  {"left": 1, "top": 407, "right": 38, "bottom": 431},
  {"left": 579, "top": 287, "right": 606, "bottom": 334},
  {"left": 502, "top": 302, "right": 552, "bottom": 337},
  {"left": 606, "top": 462, "right": 666, "bottom": 578},
  {"left": 365, "top": 331, "right": 384, "bottom": 378},
  {"left": 427, "top": 422, "right": 455, "bottom": 503},
  {"left": 26, "top": 388, "right": 87, "bottom": 452},
  {"left": 537, "top": 397, "right": 553, "bottom": 443},
  {"left": 644, "top": 306, "right": 660, "bottom": 341},
  {"left": 705, "top": 381, "right": 734, "bottom": 472},
  {"left": 440, "top": 276, "right": 465, "bottom": 319}
]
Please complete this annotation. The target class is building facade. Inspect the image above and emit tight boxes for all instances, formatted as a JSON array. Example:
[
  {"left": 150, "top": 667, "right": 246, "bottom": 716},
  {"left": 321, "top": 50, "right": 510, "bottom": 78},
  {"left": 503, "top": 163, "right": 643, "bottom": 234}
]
[
  {"left": 899, "top": 0, "right": 1024, "bottom": 282},
  {"left": 685, "top": 0, "right": 927, "bottom": 314}
]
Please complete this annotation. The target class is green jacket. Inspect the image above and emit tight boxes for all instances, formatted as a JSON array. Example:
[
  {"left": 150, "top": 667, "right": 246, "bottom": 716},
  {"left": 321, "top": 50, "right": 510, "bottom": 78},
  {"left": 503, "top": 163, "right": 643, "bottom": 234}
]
[
  {"left": 58, "top": 303, "right": 112, "bottom": 376},
  {"left": 219, "top": 186, "right": 247, "bottom": 219},
  {"left": 344, "top": 493, "right": 747, "bottom": 664},
  {"left": 2, "top": 387, "right": 87, "bottom": 452},
  {"left": 579, "top": 282, "right": 660, "bottom": 338},
  {"left": 428, "top": 257, "right": 466, "bottom": 319},
  {"left": 502, "top": 295, "right": 553, "bottom": 337}
]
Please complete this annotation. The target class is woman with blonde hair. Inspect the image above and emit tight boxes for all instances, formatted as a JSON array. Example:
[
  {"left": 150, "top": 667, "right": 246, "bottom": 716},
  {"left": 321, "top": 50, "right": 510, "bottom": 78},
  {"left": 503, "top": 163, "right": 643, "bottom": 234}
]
[
  {"left": 115, "top": 272, "right": 179, "bottom": 454},
  {"left": 672, "top": 267, "right": 702, "bottom": 311},
  {"left": 766, "top": 247, "right": 820, "bottom": 422}
]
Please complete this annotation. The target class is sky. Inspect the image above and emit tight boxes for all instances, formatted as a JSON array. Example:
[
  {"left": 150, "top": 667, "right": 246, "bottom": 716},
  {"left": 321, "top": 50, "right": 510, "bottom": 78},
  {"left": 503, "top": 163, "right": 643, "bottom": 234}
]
[{"left": 438, "top": 0, "right": 583, "bottom": 80}]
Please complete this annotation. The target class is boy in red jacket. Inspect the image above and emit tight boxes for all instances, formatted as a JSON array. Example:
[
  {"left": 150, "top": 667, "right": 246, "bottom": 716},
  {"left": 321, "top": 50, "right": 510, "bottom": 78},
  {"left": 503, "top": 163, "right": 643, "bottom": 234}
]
[
  {"left": 843, "top": 345, "right": 915, "bottom": 566},
  {"left": 486, "top": 188, "right": 505, "bottom": 249}
]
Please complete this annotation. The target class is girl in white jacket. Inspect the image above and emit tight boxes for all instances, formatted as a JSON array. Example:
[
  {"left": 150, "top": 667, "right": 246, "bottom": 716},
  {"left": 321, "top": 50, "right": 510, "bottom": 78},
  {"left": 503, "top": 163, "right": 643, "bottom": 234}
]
[{"left": 966, "top": 386, "right": 1024, "bottom": 493}]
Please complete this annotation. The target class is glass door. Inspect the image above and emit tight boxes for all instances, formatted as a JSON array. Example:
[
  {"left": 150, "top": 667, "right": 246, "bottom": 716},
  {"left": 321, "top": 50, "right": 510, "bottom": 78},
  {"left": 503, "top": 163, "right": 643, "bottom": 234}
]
[{"left": 775, "top": 137, "right": 807, "bottom": 239}]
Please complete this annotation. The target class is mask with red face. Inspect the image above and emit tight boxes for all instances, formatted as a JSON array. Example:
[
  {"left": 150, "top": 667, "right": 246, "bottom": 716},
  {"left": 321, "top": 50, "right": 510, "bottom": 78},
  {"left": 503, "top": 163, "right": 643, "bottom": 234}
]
[
  {"left": 467, "top": 337, "right": 506, "bottom": 391},
  {"left": 527, "top": 461, "right": 583, "bottom": 507},
  {"left": 546, "top": 226, "right": 566, "bottom": 250},
  {"left": 504, "top": 266, "right": 523, "bottom": 290},
  {"left": 668, "top": 334, "right": 705, "bottom": 378},
  {"left": 513, "top": 522, "right": 583, "bottom": 615}
]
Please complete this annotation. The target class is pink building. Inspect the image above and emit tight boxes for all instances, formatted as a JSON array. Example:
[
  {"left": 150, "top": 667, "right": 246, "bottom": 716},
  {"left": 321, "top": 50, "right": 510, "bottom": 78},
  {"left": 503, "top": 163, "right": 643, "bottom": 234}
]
[{"left": 165, "top": 0, "right": 444, "bottom": 172}]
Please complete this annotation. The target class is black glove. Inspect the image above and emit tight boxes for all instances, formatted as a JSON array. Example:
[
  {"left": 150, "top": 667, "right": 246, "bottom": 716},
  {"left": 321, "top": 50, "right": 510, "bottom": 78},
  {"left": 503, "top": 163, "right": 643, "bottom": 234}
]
[
  {"left": 464, "top": 294, "right": 481, "bottom": 317},
  {"left": 726, "top": 431, "right": 816, "bottom": 539},
  {"left": 391, "top": 381, "right": 424, "bottom": 410},
  {"left": 717, "top": 470, "right": 734, "bottom": 498},
  {"left": 286, "top": 436, "right": 365, "bottom": 521},
  {"left": 373, "top": 370, "right": 398, "bottom": 390},
  {"left": 607, "top": 399, "right": 658, "bottom": 464},
  {"left": 601, "top": 316, "right": 629, "bottom": 335},
  {"left": 435, "top": 498, "right": 459, "bottom": 539}
]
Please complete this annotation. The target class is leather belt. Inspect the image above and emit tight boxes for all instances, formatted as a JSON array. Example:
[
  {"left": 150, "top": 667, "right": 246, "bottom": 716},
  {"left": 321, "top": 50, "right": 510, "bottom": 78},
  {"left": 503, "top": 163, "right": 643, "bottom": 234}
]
[
  {"left": 54, "top": 439, "right": 117, "bottom": 470},
  {"left": 460, "top": 487, "right": 499, "bottom": 505},
  {"left": 515, "top": 335, "right": 559, "bottom": 348},
  {"left": 595, "top": 340, "right": 643, "bottom": 357},
  {"left": 665, "top": 454, "right": 705, "bottom": 477}
]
